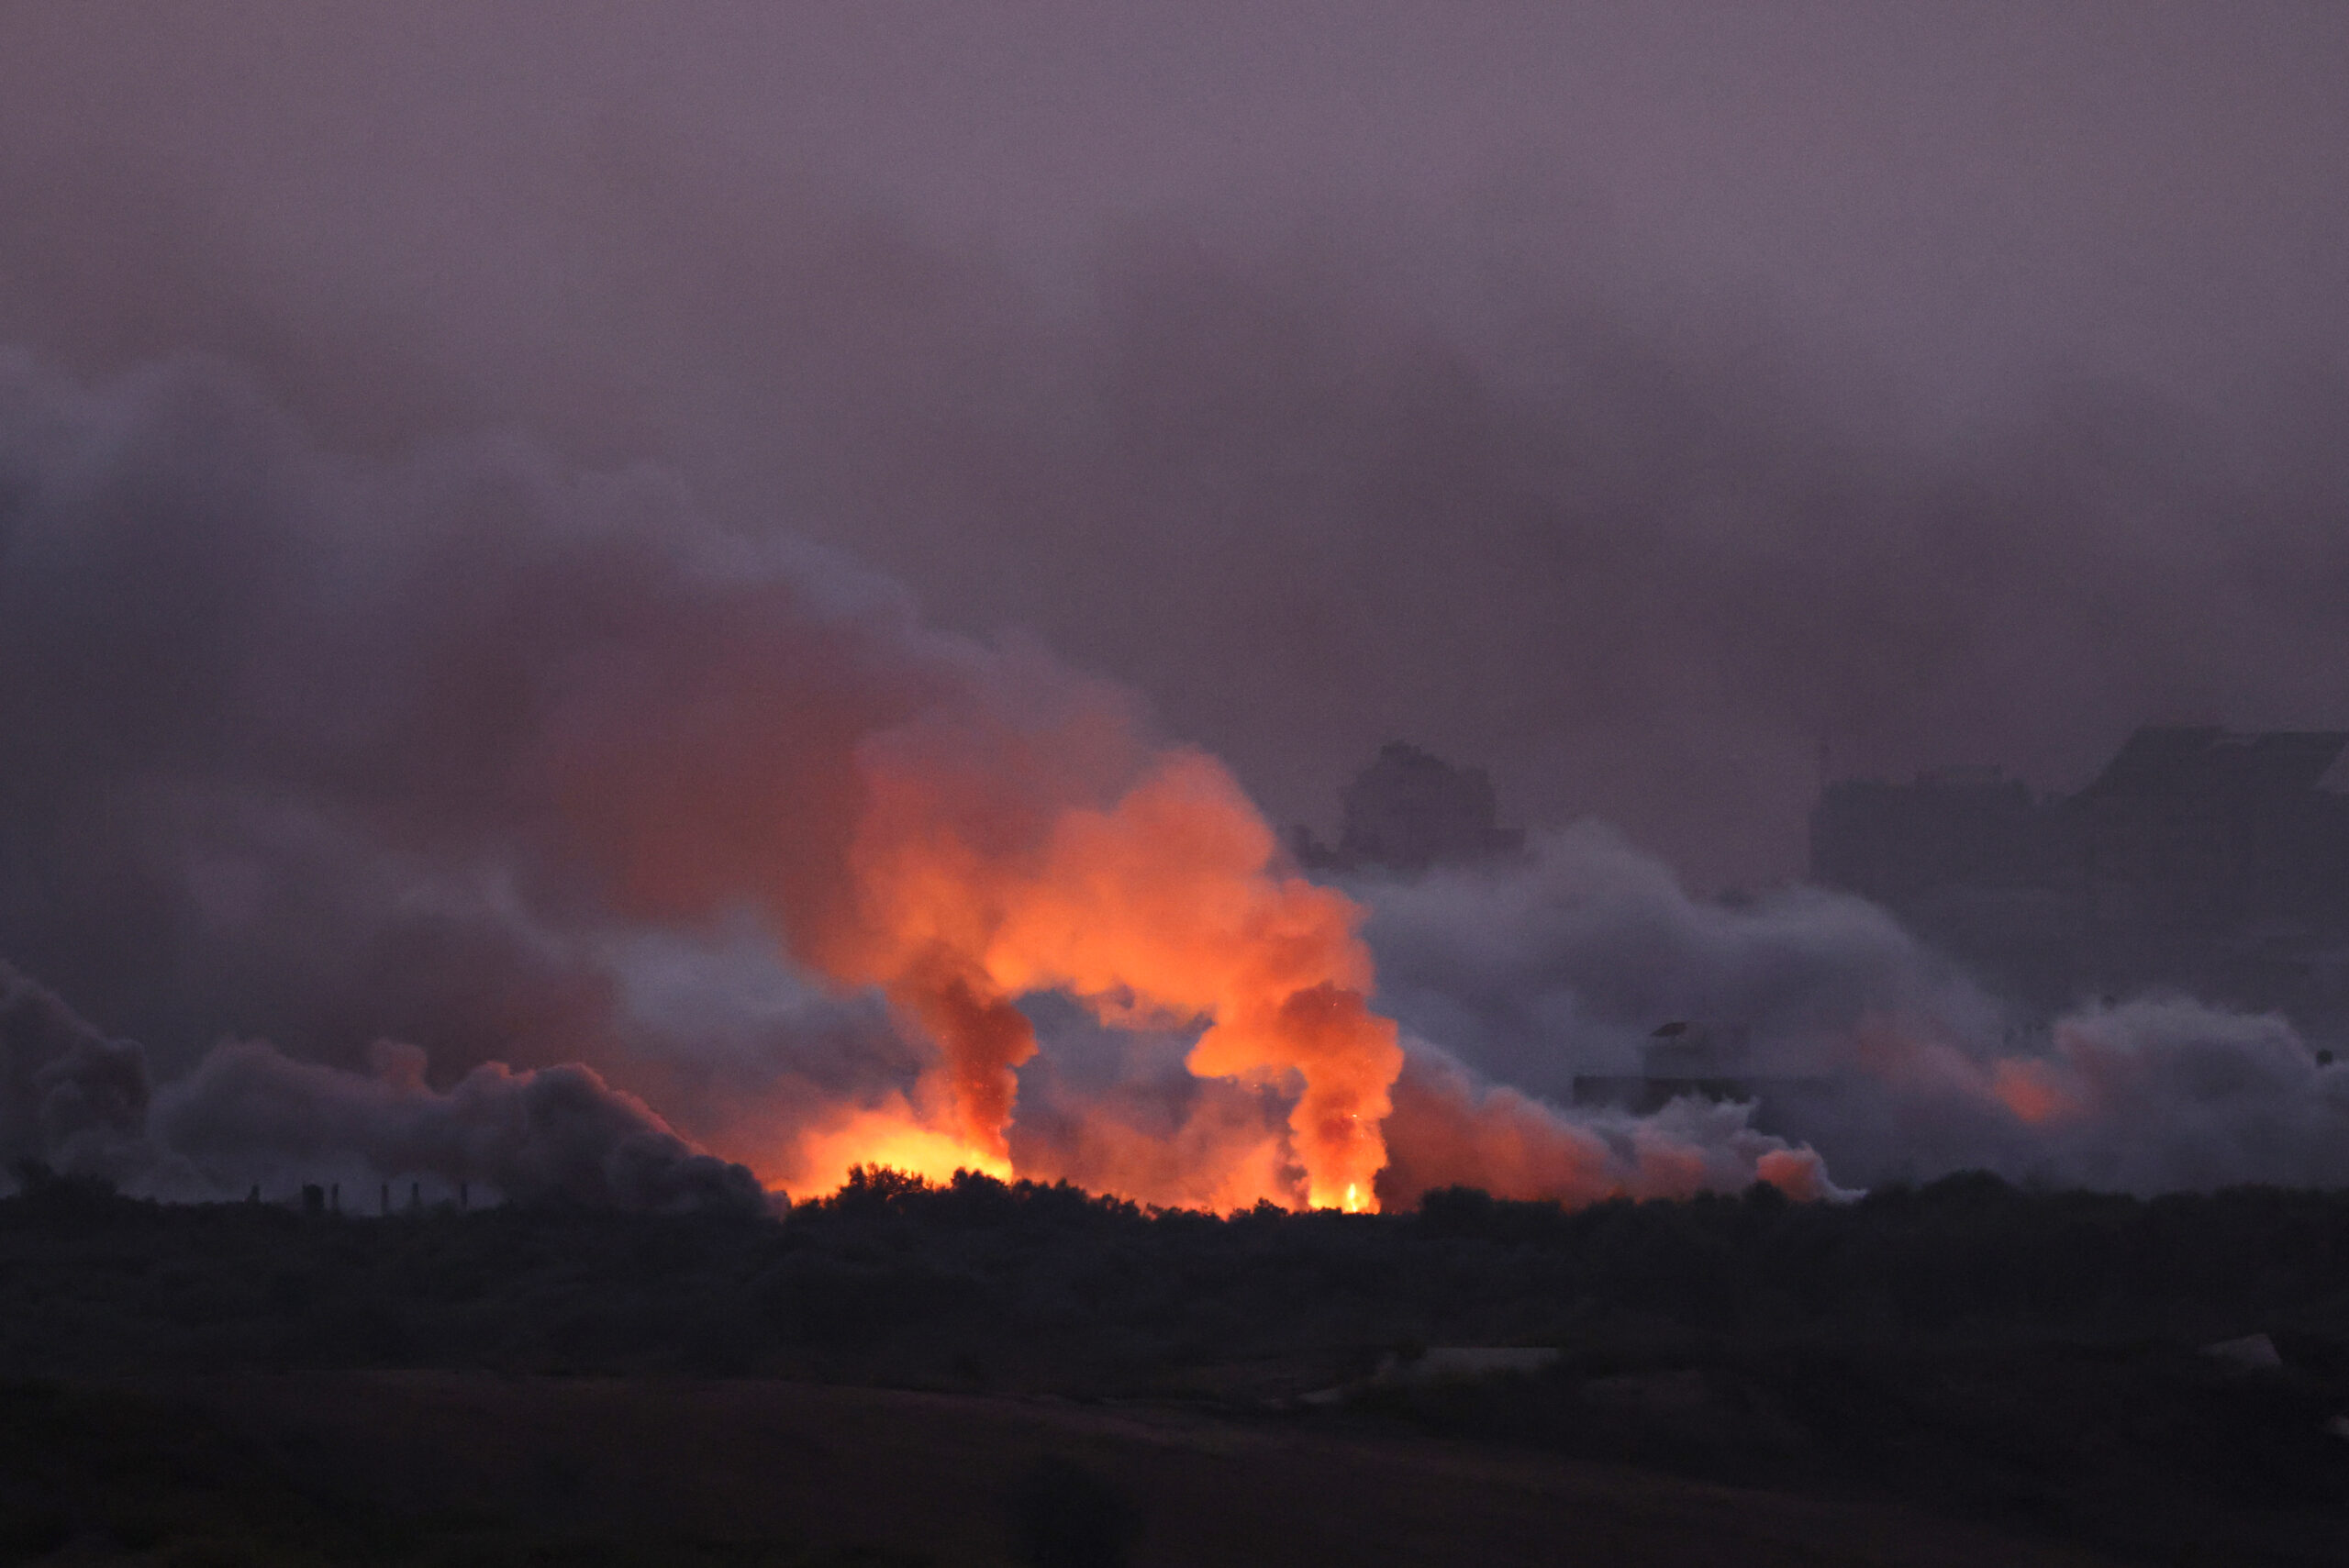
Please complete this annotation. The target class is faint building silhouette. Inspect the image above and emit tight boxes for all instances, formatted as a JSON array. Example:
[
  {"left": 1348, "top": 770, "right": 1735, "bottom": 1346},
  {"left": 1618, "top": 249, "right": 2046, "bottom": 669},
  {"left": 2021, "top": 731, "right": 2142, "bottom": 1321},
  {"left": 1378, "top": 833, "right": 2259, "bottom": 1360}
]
[
  {"left": 2073, "top": 728, "right": 2349, "bottom": 932},
  {"left": 1293, "top": 741, "right": 1525, "bottom": 874},
  {"left": 1810, "top": 726, "right": 2349, "bottom": 1024},
  {"left": 1809, "top": 763, "right": 2051, "bottom": 902}
]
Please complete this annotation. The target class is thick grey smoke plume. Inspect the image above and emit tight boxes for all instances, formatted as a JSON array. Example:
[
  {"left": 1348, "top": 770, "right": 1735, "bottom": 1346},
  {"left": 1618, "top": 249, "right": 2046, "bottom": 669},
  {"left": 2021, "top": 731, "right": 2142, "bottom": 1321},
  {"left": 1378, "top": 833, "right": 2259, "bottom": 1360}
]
[
  {"left": 153, "top": 1040, "right": 762, "bottom": 1212},
  {"left": 4, "top": 350, "right": 2344, "bottom": 1207},
  {"left": 0, "top": 348, "right": 927, "bottom": 1074},
  {"left": 1360, "top": 823, "right": 1993, "bottom": 1096},
  {"left": 1, "top": 962, "right": 150, "bottom": 1177},
  {"left": 0, "top": 346, "right": 1006, "bottom": 1189},
  {"left": 1355, "top": 829, "right": 2349, "bottom": 1194},
  {"left": 0, "top": 346, "right": 1835, "bottom": 1209},
  {"left": 3, "top": 959, "right": 756, "bottom": 1208}
]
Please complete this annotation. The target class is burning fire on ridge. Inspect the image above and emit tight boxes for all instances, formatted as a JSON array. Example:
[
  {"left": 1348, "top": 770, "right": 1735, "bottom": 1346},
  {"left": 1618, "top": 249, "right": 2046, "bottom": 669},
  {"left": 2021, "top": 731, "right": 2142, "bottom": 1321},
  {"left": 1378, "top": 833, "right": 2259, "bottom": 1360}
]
[
  {"left": 735, "top": 720, "right": 1852, "bottom": 1216},
  {"left": 780, "top": 746, "right": 1402, "bottom": 1211},
  {"left": 0, "top": 353, "right": 1852, "bottom": 1215}
]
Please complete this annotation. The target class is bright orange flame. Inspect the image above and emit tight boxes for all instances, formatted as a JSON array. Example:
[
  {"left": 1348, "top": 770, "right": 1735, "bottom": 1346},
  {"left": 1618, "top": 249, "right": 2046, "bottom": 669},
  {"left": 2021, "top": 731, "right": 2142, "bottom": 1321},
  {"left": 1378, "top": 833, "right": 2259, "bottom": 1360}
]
[
  {"left": 822, "top": 744, "right": 1404, "bottom": 1210},
  {"left": 773, "top": 1100, "right": 1010, "bottom": 1198}
]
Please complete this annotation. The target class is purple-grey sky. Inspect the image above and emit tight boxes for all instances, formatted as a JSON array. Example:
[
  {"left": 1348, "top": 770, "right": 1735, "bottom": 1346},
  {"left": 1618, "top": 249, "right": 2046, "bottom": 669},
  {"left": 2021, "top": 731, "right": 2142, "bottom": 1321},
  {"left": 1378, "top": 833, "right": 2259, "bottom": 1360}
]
[{"left": 3, "top": 1, "right": 2346, "bottom": 886}]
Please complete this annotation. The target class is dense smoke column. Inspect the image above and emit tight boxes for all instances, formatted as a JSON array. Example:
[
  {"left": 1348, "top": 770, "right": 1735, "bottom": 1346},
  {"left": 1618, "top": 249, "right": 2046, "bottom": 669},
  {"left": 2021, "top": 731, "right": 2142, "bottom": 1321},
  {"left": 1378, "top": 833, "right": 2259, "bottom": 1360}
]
[{"left": 0, "top": 351, "right": 1429, "bottom": 1207}]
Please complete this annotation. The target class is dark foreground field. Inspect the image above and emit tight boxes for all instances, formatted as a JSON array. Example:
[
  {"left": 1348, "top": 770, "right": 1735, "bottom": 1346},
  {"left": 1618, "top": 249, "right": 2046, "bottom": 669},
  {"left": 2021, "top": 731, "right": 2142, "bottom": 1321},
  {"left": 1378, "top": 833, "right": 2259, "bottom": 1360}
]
[
  {"left": 3, "top": 1373, "right": 2126, "bottom": 1567},
  {"left": 3, "top": 1170, "right": 2346, "bottom": 1565}
]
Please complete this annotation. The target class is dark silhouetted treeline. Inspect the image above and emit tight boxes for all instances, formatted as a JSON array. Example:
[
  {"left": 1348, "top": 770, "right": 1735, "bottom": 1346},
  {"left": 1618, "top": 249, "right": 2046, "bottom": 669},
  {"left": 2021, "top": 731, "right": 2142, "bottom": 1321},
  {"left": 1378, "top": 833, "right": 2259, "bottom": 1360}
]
[
  {"left": 4, "top": 1164, "right": 2346, "bottom": 1381},
  {"left": 5, "top": 1165, "right": 2349, "bottom": 1564}
]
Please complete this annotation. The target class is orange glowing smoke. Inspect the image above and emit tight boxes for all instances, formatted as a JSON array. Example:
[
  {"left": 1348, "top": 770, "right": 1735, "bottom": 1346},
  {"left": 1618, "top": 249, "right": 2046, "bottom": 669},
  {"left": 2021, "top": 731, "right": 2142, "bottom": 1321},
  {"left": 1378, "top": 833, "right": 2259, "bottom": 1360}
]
[
  {"left": 1990, "top": 1057, "right": 2082, "bottom": 1125},
  {"left": 827, "top": 745, "right": 1401, "bottom": 1210},
  {"left": 1376, "top": 1050, "right": 1837, "bottom": 1207},
  {"left": 513, "top": 499, "right": 1830, "bottom": 1213},
  {"left": 1854, "top": 1015, "right": 2090, "bottom": 1129}
]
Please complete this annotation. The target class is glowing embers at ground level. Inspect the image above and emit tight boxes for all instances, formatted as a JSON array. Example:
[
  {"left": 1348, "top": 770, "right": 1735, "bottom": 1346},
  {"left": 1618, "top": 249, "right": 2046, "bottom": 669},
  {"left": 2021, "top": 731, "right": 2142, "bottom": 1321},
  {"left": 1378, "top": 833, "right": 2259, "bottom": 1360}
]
[
  {"left": 763, "top": 1076, "right": 1364, "bottom": 1214},
  {"left": 774, "top": 1100, "right": 1011, "bottom": 1197}
]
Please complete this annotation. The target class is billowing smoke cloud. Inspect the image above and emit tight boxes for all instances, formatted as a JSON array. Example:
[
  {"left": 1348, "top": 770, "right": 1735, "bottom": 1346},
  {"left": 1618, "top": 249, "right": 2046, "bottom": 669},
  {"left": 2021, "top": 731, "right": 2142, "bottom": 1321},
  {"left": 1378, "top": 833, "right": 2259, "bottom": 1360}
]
[
  {"left": 1813, "top": 1000, "right": 2349, "bottom": 1193},
  {"left": 0, "top": 350, "right": 1423, "bottom": 1208},
  {"left": 7, "top": 347, "right": 2341, "bottom": 1210},
  {"left": 1359, "top": 822, "right": 1998, "bottom": 1097},
  {"left": 1377, "top": 1046, "right": 1842, "bottom": 1208},
  {"left": 1, "top": 962, "right": 150, "bottom": 1176},
  {"left": 14, "top": 342, "right": 2342, "bottom": 1212},
  {"left": 153, "top": 1039, "right": 763, "bottom": 1212},
  {"left": 1353, "top": 828, "right": 2349, "bottom": 1194},
  {"left": 3, "top": 960, "right": 756, "bottom": 1208}
]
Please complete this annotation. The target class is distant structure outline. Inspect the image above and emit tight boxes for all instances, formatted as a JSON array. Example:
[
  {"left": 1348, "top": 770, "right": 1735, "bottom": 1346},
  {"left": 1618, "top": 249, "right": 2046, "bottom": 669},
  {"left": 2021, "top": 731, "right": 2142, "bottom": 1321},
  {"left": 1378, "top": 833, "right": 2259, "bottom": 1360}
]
[
  {"left": 1809, "top": 725, "right": 2349, "bottom": 1025},
  {"left": 1292, "top": 740, "right": 1526, "bottom": 875}
]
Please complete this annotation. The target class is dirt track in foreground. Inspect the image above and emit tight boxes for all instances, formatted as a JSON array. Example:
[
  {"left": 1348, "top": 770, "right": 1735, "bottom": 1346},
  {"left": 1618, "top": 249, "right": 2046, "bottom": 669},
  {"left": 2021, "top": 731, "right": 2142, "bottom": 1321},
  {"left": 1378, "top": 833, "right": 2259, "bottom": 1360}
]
[{"left": 170, "top": 1372, "right": 2120, "bottom": 1567}]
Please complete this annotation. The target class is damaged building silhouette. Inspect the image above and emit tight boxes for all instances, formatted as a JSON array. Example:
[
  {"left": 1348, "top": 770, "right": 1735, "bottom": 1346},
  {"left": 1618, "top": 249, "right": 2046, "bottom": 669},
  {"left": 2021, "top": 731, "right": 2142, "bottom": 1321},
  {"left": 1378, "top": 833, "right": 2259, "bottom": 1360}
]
[
  {"left": 1811, "top": 726, "right": 2349, "bottom": 1027},
  {"left": 1292, "top": 742, "right": 1525, "bottom": 874}
]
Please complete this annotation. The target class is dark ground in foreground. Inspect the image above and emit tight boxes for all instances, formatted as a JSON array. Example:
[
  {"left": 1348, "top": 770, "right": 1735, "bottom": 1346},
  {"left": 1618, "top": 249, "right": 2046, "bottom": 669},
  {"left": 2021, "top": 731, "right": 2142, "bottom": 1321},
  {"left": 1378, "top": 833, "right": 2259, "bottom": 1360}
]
[
  {"left": 2, "top": 1373, "right": 2129, "bottom": 1567},
  {"left": 1, "top": 1170, "right": 2345, "bottom": 1564}
]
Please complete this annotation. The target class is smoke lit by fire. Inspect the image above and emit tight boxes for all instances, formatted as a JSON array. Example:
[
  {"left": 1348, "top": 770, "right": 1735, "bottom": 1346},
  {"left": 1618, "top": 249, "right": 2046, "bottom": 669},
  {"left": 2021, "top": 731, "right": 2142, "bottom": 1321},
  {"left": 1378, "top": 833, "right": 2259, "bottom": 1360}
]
[
  {"left": 33, "top": 350, "right": 2280, "bottom": 1215},
  {"left": 790, "top": 747, "right": 1401, "bottom": 1210}
]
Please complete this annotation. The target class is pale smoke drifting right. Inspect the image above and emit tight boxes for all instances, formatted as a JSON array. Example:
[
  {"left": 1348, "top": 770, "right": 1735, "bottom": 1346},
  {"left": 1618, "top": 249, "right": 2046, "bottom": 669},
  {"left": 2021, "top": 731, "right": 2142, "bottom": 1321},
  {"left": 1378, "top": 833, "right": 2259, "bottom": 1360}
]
[
  {"left": 3, "top": 959, "right": 763, "bottom": 1209},
  {"left": 1355, "top": 826, "right": 2349, "bottom": 1195}
]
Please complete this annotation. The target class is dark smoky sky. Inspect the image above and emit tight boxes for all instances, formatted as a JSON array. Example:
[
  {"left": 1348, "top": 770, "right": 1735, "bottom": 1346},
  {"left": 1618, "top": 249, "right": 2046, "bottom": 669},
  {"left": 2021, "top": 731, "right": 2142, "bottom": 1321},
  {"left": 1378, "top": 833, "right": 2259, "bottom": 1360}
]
[{"left": 3, "top": 2, "right": 2347, "bottom": 889}]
